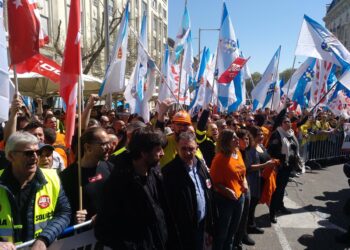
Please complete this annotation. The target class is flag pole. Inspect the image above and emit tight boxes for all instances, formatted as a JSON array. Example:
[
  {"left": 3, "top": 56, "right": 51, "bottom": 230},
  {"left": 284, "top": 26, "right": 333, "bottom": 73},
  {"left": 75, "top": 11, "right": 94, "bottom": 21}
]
[
  {"left": 77, "top": 0, "right": 84, "bottom": 211},
  {"left": 270, "top": 47, "right": 281, "bottom": 111},
  {"left": 309, "top": 81, "right": 338, "bottom": 114},
  {"left": 178, "top": 52, "right": 184, "bottom": 110},
  {"left": 129, "top": 28, "right": 182, "bottom": 109},
  {"left": 13, "top": 65, "right": 19, "bottom": 93},
  {"left": 286, "top": 56, "right": 297, "bottom": 98},
  {"left": 77, "top": 75, "right": 83, "bottom": 211},
  {"left": 104, "top": 0, "right": 113, "bottom": 110}
]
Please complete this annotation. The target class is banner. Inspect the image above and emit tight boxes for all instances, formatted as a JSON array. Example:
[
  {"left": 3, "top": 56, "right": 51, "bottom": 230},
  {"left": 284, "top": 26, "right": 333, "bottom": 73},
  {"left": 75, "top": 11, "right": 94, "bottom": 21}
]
[
  {"left": 20, "top": 229, "right": 112, "bottom": 250},
  {"left": 15, "top": 54, "right": 61, "bottom": 83},
  {"left": 217, "top": 57, "right": 249, "bottom": 84}
]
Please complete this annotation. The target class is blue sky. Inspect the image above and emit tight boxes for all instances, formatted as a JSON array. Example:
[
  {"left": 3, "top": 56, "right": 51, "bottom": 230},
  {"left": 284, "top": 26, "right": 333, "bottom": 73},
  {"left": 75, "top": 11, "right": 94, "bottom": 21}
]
[{"left": 168, "top": 0, "right": 332, "bottom": 74}]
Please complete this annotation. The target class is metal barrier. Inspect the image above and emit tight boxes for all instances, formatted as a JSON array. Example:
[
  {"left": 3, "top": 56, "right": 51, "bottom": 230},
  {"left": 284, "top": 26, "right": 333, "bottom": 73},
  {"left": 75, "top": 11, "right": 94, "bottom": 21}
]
[
  {"left": 16, "top": 220, "right": 93, "bottom": 249},
  {"left": 300, "top": 131, "right": 350, "bottom": 163}
]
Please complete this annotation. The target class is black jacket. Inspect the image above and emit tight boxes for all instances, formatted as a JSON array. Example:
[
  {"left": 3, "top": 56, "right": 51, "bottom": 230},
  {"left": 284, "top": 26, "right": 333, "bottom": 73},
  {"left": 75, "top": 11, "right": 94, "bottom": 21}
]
[
  {"left": 162, "top": 155, "right": 217, "bottom": 250},
  {"left": 59, "top": 160, "right": 114, "bottom": 224},
  {"left": 95, "top": 152, "right": 180, "bottom": 250},
  {"left": 0, "top": 167, "right": 71, "bottom": 246}
]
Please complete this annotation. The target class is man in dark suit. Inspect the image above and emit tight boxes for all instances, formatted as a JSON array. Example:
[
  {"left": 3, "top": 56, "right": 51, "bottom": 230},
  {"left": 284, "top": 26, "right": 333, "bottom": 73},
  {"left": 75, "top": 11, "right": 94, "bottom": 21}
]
[{"left": 162, "top": 131, "right": 216, "bottom": 250}]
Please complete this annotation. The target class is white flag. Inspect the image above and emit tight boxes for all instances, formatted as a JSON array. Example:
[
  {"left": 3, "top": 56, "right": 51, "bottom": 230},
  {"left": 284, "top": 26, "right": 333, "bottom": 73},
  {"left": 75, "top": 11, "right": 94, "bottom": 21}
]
[{"left": 99, "top": 1, "right": 129, "bottom": 96}]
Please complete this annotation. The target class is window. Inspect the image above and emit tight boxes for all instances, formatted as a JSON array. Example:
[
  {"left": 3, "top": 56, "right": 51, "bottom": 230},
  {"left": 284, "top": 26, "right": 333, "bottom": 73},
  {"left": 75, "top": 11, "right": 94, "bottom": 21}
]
[
  {"left": 163, "top": 8, "right": 167, "bottom": 19},
  {"left": 108, "top": 1, "right": 114, "bottom": 17},
  {"left": 142, "top": 1, "right": 147, "bottom": 15},
  {"left": 135, "top": 16, "right": 139, "bottom": 32},
  {"left": 92, "top": 18, "right": 98, "bottom": 39},
  {"left": 153, "top": 36, "right": 157, "bottom": 51},
  {"left": 135, "top": 0, "right": 139, "bottom": 9},
  {"left": 158, "top": 19, "right": 162, "bottom": 36},
  {"left": 153, "top": 15, "right": 158, "bottom": 33},
  {"left": 40, "top": 15, "right": 49, "bottom": 37},
  {"left": 152, "top": 0, "right": 157, "bottom": 10},
  {"left": 39, "top": 0, "right": 50, "bottom": 38},
  {"left": 163, "top": 24, "right": 167, "bottom": 37}
]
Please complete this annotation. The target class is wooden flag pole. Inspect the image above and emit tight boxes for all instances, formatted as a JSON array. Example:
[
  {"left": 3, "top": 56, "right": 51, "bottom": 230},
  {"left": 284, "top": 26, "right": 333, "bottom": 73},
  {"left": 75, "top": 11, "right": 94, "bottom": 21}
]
[
  {"left": 78, "top": 74, "right": 83, "bottom": 211},
  {"left": 13, "top": 65, "right": 19, "bottom": 93}
]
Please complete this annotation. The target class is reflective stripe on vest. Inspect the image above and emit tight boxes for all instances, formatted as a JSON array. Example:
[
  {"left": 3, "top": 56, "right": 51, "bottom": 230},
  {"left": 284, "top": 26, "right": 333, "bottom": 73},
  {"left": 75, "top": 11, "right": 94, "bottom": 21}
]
[
  {"left": 112, "top": 146, "right": 127, "bottom": 156},
  {"left": 0, "top": 169, "right": 60, "bottom": 243}
]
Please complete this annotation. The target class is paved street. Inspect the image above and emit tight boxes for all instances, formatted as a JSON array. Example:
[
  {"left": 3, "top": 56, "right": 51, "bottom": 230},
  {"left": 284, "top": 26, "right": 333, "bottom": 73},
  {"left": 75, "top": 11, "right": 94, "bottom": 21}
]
[{"left": 245, "top": 163, "right": 350, "bottom": 250}]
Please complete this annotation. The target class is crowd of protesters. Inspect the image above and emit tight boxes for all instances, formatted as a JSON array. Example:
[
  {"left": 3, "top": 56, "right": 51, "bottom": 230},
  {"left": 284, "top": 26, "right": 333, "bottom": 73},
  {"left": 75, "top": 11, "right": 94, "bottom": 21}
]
[{"left": 0, "top": 93, "right": 349, "bottom": 250}]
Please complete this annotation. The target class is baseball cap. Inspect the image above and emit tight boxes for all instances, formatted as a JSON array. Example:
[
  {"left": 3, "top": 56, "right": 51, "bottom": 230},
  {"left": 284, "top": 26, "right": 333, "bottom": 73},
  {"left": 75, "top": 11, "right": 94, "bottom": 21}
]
[
  {"left": 172, "top": 110, "right": 192, "bottom": 125},
  {"left": 38, "top": 143, "right": 55, "bottom": 152}
]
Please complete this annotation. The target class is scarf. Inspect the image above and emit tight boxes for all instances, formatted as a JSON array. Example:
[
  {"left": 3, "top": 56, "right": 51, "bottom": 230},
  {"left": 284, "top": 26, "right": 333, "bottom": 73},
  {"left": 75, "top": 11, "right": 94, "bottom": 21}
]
[{"left": 277, "top": 127, "right": 300, "bottom": 165}]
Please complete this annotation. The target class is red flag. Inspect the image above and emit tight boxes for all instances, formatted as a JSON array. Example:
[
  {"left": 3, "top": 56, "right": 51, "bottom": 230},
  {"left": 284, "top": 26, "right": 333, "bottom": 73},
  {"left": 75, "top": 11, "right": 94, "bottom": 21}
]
[
  {"left": 217, "top": 57, "right": 249, "bottom": 84},
  {"left": 8, "top": 0, "right": 49, "bottom": 65},
  {"left": 15, "top": 54, "right": 61, "bottom": 83},
  {"left": 60, "top": 0, "right": 81, "bottom": 147}
]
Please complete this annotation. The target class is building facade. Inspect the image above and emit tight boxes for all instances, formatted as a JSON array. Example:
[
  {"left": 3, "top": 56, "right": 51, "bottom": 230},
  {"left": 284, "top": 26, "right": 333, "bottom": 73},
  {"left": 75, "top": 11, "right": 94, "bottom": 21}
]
[
  {"left": 324, "top": 0, "right": 350, "bottom": 50},
  {"left": 34, "top": 0, "right": 167, "bottom": 78}
]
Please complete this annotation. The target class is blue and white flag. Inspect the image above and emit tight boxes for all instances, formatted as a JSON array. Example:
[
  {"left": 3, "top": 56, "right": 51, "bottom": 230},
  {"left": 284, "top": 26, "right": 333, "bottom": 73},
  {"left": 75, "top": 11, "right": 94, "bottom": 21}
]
[
  {"left": 174, "top": 4, "right": 191, "bottom": 62},
  {"left": 124, "top": 13, "right": 155, "bottom": 122},
  {"left": 251, "top": 46, "right": 281, "bottom": 110},
  {"left": 174, "top": 3, "right": 194, "bottom": 103},
  {"left": 264, "top": 78, "right": 282, "bottom": 111},
  {"left": 189, "top": 47, "right": 212, "bottom": 114},
  {"left": 295, "top": 15, "right": 350, "bottom": 66},
  {"left": 99, "top": 0, "right": 129, "bottom": 96},
  {"left": 282, "top": 57, "right": 316, "bottom": 107},
  {"left": 216, "top": 2, "right": 239, "bottom": 83},
  {"left": 328, "top": 89, "right": 350, "bottom": 118},
  {"left": 158, "top": 45, "right": 176, "bottom": 102},
  {"left": 295, "top": 15, "right": 350, "bottom": 89}
]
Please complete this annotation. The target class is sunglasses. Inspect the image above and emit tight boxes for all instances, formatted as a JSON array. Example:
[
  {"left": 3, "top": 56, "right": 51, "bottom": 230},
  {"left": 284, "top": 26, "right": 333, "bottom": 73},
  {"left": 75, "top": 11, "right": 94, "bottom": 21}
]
[{"left": 13, "top": 150, "right": 40, "bottom": 157}]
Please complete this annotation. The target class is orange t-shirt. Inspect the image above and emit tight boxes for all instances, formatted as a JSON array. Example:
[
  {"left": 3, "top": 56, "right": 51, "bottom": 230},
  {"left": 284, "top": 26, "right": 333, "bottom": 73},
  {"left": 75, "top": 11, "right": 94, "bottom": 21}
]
[
  {"left": 210, "top": 150, "right": 246, "bottom": 199},
  {"left": 261, "top": 126, "right": 271, "bottom": 148}
]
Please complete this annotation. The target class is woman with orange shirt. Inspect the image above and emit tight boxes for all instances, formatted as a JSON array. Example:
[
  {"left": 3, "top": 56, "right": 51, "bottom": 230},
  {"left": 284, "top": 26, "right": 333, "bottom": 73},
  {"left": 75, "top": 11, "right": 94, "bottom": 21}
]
[{"left": 210, "top": 129, "right": 248, "bottom": 250}]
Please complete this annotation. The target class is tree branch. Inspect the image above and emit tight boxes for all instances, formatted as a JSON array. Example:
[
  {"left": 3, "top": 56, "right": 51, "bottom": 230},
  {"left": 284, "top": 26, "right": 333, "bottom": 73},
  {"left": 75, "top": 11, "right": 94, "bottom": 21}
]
[{"left": 54, "top": 20, "right": 63, "bottom": 57}]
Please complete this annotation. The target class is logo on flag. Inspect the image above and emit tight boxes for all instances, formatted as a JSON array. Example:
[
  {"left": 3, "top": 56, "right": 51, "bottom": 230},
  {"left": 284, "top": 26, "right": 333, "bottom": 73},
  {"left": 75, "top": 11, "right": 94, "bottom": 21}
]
[
  {"left": 267, "top": 83, "right": 276, "bottom": 94},
  {"left": 321, "top": 42, "right": 331, "bottom": 52},
  {"left": 303, "top": 67, "right": 315, "bottom": 82},
  {"left": 220, "top": 39, "right": 237, "bottom": 54}
]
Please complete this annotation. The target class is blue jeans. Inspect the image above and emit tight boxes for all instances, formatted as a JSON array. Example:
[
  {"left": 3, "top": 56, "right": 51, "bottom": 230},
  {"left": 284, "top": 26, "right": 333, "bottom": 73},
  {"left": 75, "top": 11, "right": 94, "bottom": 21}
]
[{"left": 212, "top": 192, "right": 245, "bottom": 250}]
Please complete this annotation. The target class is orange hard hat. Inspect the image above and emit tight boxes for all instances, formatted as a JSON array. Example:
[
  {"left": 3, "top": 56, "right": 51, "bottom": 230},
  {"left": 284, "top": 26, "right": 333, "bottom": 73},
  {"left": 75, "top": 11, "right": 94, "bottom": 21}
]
[{"left": 172, "top": 110, "right": 191, "bottom": 125}]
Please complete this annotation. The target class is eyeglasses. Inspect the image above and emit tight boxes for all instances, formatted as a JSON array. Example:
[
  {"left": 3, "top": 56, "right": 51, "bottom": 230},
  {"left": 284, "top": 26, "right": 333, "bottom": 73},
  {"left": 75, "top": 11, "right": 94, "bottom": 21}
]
[
  {"left": 247, "top": 120, "right": 255, "bottom": 123},
  {"left": 93, "top": 141, "right": 110, "bottom": 148},
  {"left": 13, "top": 150, "right": 39, "bottom": 157},
  {"left": 283, "top": 120, "right": 291, "bottom": 124},
  {"left": 180, "top": 146, "right": 197, "bottom": 152}
]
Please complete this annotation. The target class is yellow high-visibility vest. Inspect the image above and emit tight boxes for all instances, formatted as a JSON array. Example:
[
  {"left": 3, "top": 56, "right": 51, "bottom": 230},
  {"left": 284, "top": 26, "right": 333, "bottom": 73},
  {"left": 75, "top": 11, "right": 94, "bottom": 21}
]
[{"left": 0, "top": 169, "right": 60, "bottom": 244}]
